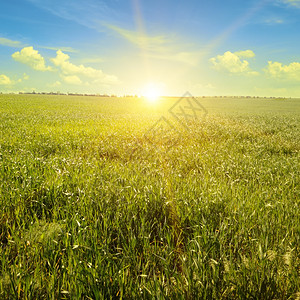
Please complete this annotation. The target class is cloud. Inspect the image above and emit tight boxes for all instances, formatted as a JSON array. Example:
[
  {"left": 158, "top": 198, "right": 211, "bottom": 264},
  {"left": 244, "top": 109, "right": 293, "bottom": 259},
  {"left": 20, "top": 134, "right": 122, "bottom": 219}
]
[
  {"left": 210, "top": 50, "right": 259, "bottom": 75},
  {"left": 0, "top": 74, "right": 13, "bottom": 85},
  {"left": 15, "top": 73, "right": 30, "bottom": 83},
  {"left": 48, "top": 81, "right": 61, "bottom": 88},
  {"left": 51, "top": 50, "right": 119, "bottom": 85},
  {"left": 0, "top": 73, "right": 30, "bottom": 86},
  {"left": 264, "top": 61, "right": 300, "bottom": 80},
  {"left": 234, "top": 50, "right": 256, "bottom": 58},
  {"left": 27, "top": 0, "right": 114, "bottom": 30},
  {"left": 40, "top": 46, "right": 78, "bottom": 53},
  {"left": 0, "top": 37, "right": 23, "bottom": 48},
  {"left": 263, "top": 18, "right": 284, "bottom": 25},
  {"left": 280, "top": 0, "right": 300, "bottom": 8},
  {"left": 23, "top": 73, "right": 29, "bottom": 80},
  {"left": 62, "top": 75, "right": 82, "bottom": 85},
  {"left": 12, "top": 47, "right": 53, "bottom": 71}
]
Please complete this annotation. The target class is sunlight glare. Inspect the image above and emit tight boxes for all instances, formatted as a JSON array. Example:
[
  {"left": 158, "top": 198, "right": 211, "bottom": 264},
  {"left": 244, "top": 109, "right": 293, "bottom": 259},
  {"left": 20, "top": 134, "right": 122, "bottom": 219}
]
[{"left": 142, "top": 83, "right": 163, "bottom": 103}]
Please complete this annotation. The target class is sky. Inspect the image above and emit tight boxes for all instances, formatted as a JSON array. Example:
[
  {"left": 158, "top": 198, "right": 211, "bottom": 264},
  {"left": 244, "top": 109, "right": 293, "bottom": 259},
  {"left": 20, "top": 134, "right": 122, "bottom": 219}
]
[{"left": 1, "top": 0, "right": 300, "bottom": 97}]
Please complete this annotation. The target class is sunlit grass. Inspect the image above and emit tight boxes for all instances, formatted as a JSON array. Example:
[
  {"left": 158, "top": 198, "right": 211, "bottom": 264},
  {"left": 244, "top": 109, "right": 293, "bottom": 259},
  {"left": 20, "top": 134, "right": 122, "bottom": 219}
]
[{"left": 0, "top": 94, "right": 299, "bottom": 298}]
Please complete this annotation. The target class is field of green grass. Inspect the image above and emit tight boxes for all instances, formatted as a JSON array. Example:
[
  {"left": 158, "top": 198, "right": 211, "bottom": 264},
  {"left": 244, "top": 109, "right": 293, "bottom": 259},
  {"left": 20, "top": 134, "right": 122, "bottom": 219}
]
[{"left": 0, "top": 94, "right": 299, "bottom": 299}]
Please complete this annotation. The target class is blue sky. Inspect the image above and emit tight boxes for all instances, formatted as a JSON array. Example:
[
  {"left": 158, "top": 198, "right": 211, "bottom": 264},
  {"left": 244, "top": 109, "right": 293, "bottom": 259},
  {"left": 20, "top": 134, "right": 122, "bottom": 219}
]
[{"left": 1, "top": 0, "right": 300, "bottom": 96}]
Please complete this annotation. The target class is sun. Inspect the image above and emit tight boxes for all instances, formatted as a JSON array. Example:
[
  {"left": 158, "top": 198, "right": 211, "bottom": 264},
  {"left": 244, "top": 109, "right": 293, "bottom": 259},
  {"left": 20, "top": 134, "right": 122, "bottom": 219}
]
[
  {"left": 142, "top": 83, "right": 163, "bottom": 103},
  {"left": 144, "top": 88, "right": 160, "bottom": 103}
]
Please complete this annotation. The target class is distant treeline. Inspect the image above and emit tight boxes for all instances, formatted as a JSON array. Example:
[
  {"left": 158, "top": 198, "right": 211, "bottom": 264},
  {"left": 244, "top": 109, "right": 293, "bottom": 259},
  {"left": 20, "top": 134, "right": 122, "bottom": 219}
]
[
  {"left": 17, "top": 91, "right": 117, "bottom": 97},
  {"left": 0, "top": 91, "right": 292, "bottom": 99}
]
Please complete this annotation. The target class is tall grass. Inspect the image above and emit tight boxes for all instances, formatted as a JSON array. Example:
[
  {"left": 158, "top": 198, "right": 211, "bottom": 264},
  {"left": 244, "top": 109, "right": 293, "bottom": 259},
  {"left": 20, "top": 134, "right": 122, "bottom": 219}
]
[{"left": 0, "top": 94, "right": 299, "bottom": 299}]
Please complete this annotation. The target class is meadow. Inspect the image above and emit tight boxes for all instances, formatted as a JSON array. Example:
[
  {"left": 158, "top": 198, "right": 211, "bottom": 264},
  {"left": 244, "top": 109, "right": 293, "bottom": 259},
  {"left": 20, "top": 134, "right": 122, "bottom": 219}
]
[{"left": 0, "top": 94, "right": 299, "bottom": 299}]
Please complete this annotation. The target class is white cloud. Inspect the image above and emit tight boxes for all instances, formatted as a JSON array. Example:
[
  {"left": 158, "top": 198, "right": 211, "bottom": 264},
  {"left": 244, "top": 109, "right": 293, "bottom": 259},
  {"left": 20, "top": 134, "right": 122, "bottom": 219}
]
[
  {"left": 12, "top": 47, "right": 53, "bottom": 71},
  {"left": 0, "top": 74, "right": 12, "bottom": 85},
  {"left": 40, "top": 46, "right": 78, "bottom": 53},
  {"left": 234, "top": 50, "right": 256, "bottom": 58},
  {"left": 16, "top": 73, "right": 30, "bottom": 83},
  {"left": 210, "top": 50, "right": 259, "bottom": 75},
  {"left": 0, "top": 37, "right": 23, "bottom": 48},
  {"left": 27, "top": 0, "right": 112, "bottom": 30},
  {"left": 0, "top": 73, "right": 31, "bottom": 86},
  {"left": 48, "top": 81, "right": 62, "bottom": 88},
  {"left": 263, "top": 18, "right": 284, "bottom": 25},
  {"left": 51, "top": 50, "right": 119, "bottom": 85},
  {"left": 62, "top": 75, "right": 82, "bottom": 85},
  {"left": 264, "top": 61, "right": 300, "bottom": 80},
  {"left": 23, "top": 73, "right": 29, "bottom": 80},
  {"left": 280, "top": 0, "right": 300, "bottom": 8}
]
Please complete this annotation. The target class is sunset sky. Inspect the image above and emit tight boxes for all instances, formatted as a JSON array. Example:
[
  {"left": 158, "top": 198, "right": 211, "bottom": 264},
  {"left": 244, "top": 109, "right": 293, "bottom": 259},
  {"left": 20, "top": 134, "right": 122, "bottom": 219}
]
[{"left": 1, "top": 0, "right": 300, "bottom": 97}]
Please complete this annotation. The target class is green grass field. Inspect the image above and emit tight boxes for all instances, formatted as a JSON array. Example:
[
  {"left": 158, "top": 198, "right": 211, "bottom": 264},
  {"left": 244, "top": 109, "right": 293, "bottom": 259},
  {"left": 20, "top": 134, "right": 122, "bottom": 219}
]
[{"left": 0, "top": 94, "right": 299, "bottom": 299}]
